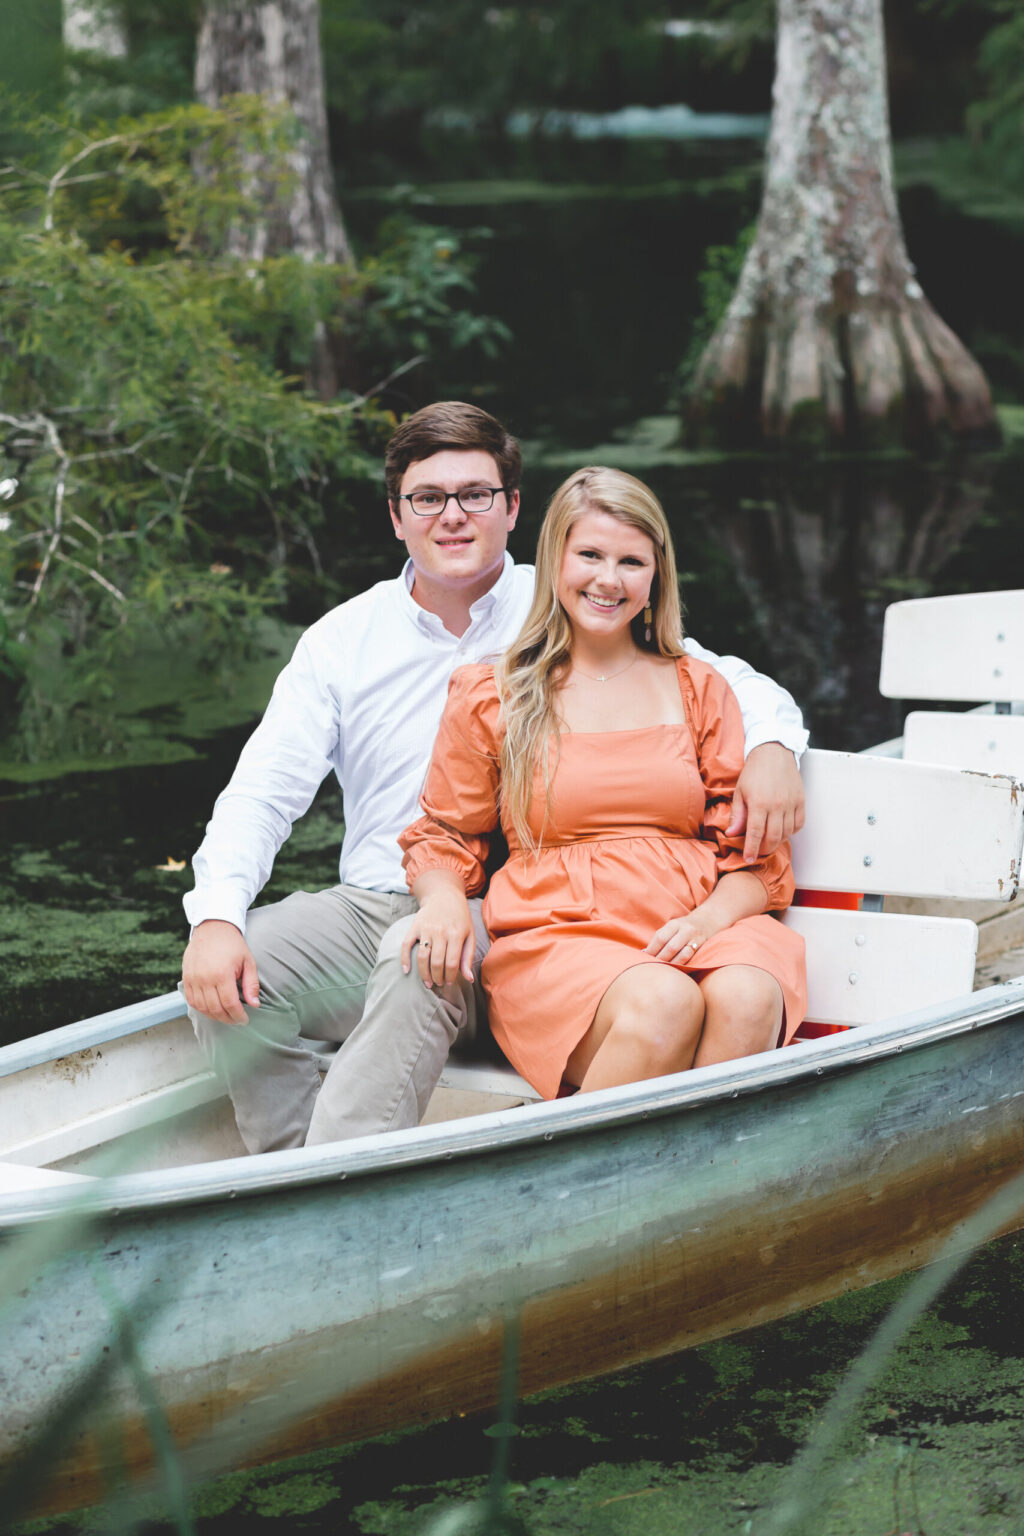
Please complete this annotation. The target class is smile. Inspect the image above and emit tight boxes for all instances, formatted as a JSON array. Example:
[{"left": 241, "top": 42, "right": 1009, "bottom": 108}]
[{"left": 582, "top": 593, "right": 623, "bottom": 610}]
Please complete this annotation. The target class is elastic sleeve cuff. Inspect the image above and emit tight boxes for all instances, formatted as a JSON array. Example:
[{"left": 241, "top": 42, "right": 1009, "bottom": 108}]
[
  {"left": 752, "top": 859, "right": 795, "bottom": 912},
  {"left": 403, "top": 856, "right": 485, "bottom": 897}
]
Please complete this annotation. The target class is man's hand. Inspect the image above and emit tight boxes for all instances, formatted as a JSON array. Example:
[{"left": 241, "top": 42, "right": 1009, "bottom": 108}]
[
  {"left": 182, "top": 919, "right": 260, "bottom": 1025},
  {"left": 728, "top": 742, "right": 805, "bottom": 862}
]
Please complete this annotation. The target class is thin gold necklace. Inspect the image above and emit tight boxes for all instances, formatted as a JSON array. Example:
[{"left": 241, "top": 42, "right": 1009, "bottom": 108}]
[{"left": 571, "top": 650, "right": 640, "bottom": 684}]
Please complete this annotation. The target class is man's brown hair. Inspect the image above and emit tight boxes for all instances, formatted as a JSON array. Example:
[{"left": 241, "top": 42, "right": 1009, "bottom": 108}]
[{"left": 384, "top": 401, "right": 521, "bottom": 504}]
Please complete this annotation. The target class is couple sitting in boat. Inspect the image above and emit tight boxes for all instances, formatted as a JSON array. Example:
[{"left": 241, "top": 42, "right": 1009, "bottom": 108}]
[{"left": 181, "top": 402, "right": 808, "bottom": 1151}]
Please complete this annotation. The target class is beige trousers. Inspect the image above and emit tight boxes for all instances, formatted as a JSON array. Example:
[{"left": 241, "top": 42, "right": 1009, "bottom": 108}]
[{"left": 186, "top": 885, "right": 490, "bottom": 1153}]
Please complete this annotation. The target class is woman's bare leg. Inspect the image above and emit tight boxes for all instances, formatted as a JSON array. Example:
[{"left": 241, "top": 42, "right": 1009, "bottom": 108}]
[
  {"left": 564, "top": 964, "right": 705, "bottom": 1093},
  {"left": 693, "top": 965, "right": 783, "bottom": 1069}
]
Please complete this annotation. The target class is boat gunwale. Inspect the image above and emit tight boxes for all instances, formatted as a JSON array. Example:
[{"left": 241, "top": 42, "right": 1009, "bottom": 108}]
[
  {"left": 2, "top": 977, "right": 1024, "bottom": 1230},
  {"left": 0, "top": 992, "right": 189, "bottom": 1080}
]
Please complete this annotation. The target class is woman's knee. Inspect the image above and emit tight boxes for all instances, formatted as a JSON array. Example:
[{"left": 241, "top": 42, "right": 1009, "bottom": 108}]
[
  {"left": 699, "top": 965, "right": 783, "bottom": 1048},
  {"left": 604, "top": 967, "right": 704, "bottom": 1056}
]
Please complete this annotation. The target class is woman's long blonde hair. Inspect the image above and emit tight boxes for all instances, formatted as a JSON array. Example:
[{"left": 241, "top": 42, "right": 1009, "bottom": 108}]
[{"left": 496, "top": 466, "right": 686, "bottom": 853}]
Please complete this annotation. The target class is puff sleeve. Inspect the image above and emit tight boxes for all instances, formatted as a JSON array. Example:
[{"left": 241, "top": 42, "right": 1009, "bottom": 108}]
[
  {"left": 399, "top": 664, "right": 503, "bottom": 897},
  {"left": 680, "top": 657, "right": 795, "bottom": 911}
]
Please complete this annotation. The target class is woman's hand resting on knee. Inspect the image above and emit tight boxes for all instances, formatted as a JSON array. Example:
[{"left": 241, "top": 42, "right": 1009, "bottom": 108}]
[
  {"left": 644, "top": 869, "right": 770, "bottom": 965},
  {"left": 644, "top": 914, "right": 713, "bottom": 964},
  {"left": 402, "top": 869, "right": 476, "bottom": 990}
]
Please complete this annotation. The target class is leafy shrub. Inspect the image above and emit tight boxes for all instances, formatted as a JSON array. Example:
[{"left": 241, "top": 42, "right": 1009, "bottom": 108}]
[{"left": 0, "top": 100, "right": 507, "bottom": 759}]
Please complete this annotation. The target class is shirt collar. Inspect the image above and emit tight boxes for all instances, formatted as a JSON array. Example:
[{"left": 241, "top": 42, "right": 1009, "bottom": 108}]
[{"left": 398, "top": 553, "right": 516, "bottom": 634}]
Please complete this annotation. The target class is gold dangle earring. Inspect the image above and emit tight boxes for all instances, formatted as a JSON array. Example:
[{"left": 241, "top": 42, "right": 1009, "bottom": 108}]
[{"left": 643, "top": 599, "right": 653, "bottom": 644}]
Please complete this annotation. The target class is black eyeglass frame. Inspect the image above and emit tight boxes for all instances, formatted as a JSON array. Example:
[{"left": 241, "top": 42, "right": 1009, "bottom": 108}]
[{"left": 397, "top": 487, "right": 509, "bottom": 518}]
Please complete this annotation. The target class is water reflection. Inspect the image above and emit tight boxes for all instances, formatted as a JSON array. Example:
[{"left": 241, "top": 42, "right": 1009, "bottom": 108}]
[{"left": 693, "top": 459, "right": 998, "bottom": 750}]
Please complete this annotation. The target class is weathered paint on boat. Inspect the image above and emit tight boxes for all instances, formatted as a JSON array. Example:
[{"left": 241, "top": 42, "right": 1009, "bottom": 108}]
[{"left": 3, "top": 979, "right": 1024, "bottom": 1516}]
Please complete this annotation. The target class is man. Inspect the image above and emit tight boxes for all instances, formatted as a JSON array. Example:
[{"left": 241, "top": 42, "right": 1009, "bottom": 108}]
[{"left": 182, "top": 401, "right": 808, "bottom": 1153}]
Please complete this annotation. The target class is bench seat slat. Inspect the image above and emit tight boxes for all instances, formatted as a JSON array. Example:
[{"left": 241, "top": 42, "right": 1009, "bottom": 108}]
[{"left": 782, "top": 908, "right": 979, "bottom": 1027}]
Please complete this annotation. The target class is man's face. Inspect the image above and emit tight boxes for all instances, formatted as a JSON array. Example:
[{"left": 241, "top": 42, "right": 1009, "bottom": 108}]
[{"left": 390, "top": 449, "right": 520, "bottom": 599}]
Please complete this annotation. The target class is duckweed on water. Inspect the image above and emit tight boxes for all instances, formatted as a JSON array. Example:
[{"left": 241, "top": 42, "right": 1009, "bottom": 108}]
[
  {"left": 245, "top": 1471, "right": 340, "bottom": 1519},
  {"left": 0, "top": 786, "right": 342, "bottom": 1039}
]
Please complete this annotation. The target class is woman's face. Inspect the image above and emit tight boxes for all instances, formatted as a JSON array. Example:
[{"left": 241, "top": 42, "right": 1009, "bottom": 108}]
[{"left": 556, "top": 509, "right": 657, "bottom": 643}]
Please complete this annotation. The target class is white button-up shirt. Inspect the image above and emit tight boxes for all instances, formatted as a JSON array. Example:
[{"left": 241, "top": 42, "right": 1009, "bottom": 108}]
[{"left": 185, "top": 556, "right": 808, "bottom": 933}]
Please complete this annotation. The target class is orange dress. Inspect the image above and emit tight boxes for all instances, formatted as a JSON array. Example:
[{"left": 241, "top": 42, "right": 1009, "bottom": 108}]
[{"left": 400, "top": 657, "right": 807, "bottom": 1100}]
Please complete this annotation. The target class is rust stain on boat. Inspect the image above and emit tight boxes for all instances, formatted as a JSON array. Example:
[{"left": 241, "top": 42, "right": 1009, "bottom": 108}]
[
  {"left": 17, "top": 1119, "right": 1024, "bottom": 1521},
  {"left": 51, "top": 1048, "right": 100, "bottom": 1083}
]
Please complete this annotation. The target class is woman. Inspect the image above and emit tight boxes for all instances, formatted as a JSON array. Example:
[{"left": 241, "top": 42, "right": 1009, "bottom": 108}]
[{"left": 398, "top": 467, "right": 806, "bottom": 1099}]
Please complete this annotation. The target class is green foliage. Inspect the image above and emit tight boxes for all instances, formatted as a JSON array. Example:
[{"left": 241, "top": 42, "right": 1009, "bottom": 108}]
[
  {"left": 61, "top": 0, "right": 198, "bottom": 123},
  {"left": 51, "top": 2, "right": 774, "bottom": 180},
  {"left": 322, "top": 0, "right": 689, "bottom": 132},
  {"left": 0, "top": 100, "right": 508, "bottom": 760},
  {"left": 356, "top": 219, "right": 511, "bottom": 364},
  {"left": 967, "top": 6, "right": 1024, "bottom": 181},
  {"left": 675, "top": 221, "right": 755, "bottom": 396},
  {"left": 920, "top": 0, "right": 1024, "bottom": 183},
  {"left": 56, "top": 2, "right": 699, "bottom": 138}
]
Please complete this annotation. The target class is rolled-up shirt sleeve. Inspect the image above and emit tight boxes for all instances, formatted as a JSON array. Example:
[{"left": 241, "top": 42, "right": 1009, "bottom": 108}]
[
  {"left": 399, "top": 665, "right": 502, "bottom": 899},
  {"left": 183, "top": 633, "right": 338, "bottom": 934},
  {"left": 684, "top": 636, "right": 808, "bottom": 762},
  {"left": 683, "top": 659, "right": 795, "bottom": 911}
]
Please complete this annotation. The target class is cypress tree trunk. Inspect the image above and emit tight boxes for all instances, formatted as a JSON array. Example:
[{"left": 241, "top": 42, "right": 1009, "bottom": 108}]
[
  {"left": 686, "top": 0, "right": 999, "bottom": 451},
  {"left": 194, "top": 0, "right": 354, "bottom": 269}
]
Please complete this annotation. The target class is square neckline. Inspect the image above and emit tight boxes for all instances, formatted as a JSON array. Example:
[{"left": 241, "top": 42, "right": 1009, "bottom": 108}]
[{"left": 560, "top": 656, "right": 690, "bottom": 736}]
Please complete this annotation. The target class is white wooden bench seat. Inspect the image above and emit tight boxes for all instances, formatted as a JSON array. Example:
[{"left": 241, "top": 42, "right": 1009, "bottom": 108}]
[
  {"left": 879, "top": 589, "right": 1024, "bottom": 778},
  {"left": 784, "top": 748, "right": 1021, "bottom": 1027},
  {"left": 874, "top": 588, "right": 1024, "bottom": 962}
]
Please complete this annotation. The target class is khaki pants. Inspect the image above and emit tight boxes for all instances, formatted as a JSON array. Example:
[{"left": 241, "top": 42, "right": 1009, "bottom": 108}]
[{"left": 185, "top": 885, "right": 490, "bottom": 1153}]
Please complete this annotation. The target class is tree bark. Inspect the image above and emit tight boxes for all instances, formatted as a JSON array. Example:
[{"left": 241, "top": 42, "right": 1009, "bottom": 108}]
[
  {"left": 63, "top": 1, "right": 127, "bottom": 57},
  {"left": 194, "top": 0, "right": 354, "bottom": 269},
  {"left": 686, "top": 0, "right": 999, "bottom": 451}
]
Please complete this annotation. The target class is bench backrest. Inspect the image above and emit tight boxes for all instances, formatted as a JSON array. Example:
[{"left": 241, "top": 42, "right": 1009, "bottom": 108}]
[
  {"left": 782, "top": 749, "right": 1023, "bottom": 1027},
  {"left": 879, "top": 590, "right": 1024, "bottom": 704},
  {"left": 902, "top": 709, "right": 1024, "bottom": 779},
  {"left": 879, "top": 585, "right": 1024, "bottom": 839},
  {"left": 789, "top": 749, "right": 1022, "bottom": 901}
]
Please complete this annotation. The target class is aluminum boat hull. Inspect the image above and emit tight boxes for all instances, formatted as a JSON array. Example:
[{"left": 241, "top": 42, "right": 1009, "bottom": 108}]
[{"left": 2, "top": 982, "right": 1024, "bottom": 1516}]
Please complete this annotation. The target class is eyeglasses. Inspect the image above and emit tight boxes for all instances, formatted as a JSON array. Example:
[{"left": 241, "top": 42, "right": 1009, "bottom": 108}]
[{"left": 398, "top": 487, "right": 508, "bottom": 518}]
